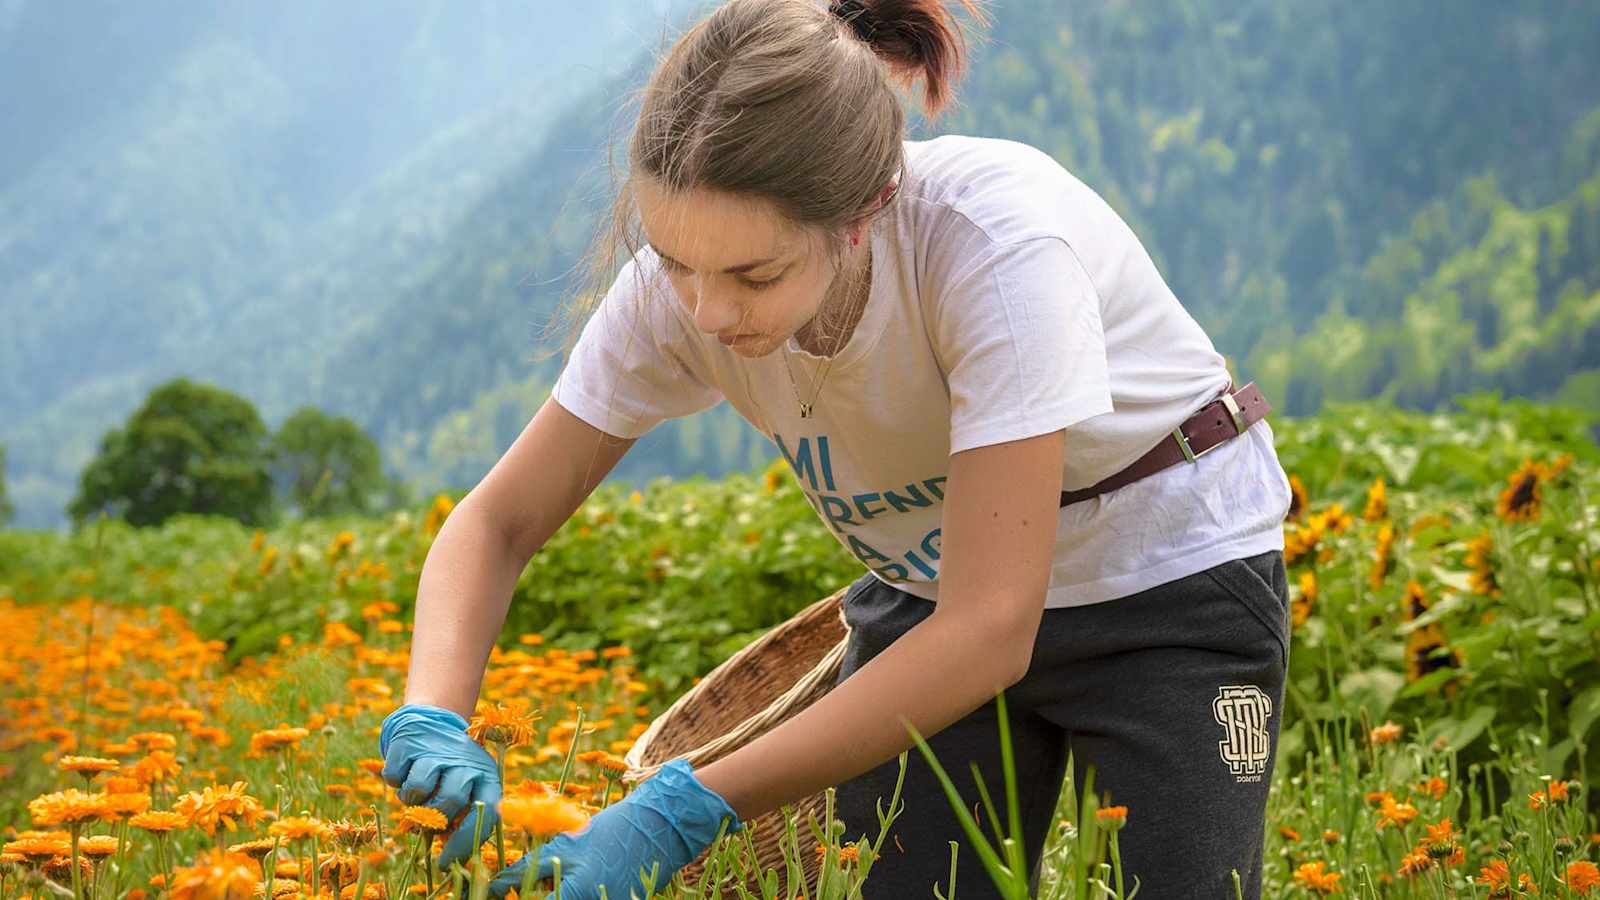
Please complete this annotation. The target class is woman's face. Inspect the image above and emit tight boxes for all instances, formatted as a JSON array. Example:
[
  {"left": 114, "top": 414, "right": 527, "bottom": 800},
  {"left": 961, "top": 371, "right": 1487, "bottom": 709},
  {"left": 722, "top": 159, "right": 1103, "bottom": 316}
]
[{"left": 634, "top": 177, "right": 845, "bottom": 358}]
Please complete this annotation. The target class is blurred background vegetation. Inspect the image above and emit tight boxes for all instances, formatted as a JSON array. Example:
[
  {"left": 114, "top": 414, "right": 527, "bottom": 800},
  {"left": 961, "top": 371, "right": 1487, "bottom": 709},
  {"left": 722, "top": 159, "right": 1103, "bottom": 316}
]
[{"left": 2, "top": 0, "right": 1599, "bottom": 532}]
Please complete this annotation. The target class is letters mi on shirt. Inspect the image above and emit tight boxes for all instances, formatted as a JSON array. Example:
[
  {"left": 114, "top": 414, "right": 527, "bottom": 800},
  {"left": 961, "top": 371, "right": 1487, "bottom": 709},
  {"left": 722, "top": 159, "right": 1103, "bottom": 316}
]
[{"left": 551, "top": 134, "right": 1292, "bottom": 609}]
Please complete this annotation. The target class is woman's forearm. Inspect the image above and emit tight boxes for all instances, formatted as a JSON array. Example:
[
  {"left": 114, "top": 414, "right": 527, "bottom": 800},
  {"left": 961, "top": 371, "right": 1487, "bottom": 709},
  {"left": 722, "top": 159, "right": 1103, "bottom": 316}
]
[
  {"left": 401, "top": 501, "right": 533, "bottom": 718},
  {"left": 692, "top": 605, "right": 1034, "bottom": 824}
]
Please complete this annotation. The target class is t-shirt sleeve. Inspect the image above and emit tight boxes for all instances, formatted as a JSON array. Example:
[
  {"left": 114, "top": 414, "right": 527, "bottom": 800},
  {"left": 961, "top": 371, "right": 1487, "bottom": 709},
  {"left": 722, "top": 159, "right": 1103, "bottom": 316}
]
[
  {"left": 550, "top": 251, "right": 724, "bottom": 439},
  {"left": 933, "top": 235, "right": 1115, "bottom": 455}
]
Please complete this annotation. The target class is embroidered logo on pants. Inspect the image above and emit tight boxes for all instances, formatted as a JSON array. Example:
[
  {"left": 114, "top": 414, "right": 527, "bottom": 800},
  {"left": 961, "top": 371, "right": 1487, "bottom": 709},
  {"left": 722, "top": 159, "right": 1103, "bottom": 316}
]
[{"left": 1213, "top": 685, "right": 1272, "bottom": 782}]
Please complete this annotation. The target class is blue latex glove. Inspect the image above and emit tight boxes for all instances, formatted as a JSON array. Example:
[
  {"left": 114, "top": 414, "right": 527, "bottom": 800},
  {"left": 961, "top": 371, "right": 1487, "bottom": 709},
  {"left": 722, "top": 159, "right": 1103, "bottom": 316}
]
[
  {"left": 380, "top": 703, "right": 503, "bottom": 871},
  {"left": 486, "top": 757, "right": 742, "bottom": 900}
]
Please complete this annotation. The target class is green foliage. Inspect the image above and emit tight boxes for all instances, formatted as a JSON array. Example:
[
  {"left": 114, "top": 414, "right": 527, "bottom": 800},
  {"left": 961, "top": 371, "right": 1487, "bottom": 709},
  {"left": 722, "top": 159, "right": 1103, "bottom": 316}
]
[
  {"left": 0, "top": 444, "right": 12, "bottom": 527},
  {"left": 67, "top": 377, "right": 279, "bottom": 530},
  {"left": 270, "top": 406, "right": 409, "bottom": 519}
]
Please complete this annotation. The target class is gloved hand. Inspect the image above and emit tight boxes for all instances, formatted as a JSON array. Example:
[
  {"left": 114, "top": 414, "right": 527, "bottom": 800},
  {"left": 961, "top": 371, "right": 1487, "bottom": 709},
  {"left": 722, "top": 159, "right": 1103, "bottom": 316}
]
[
  {"left": 487, "top": 757, "right": 743, "bottom": 900},
  {"left": 380, "top": 703, "right": 503, "bottom": 871}
]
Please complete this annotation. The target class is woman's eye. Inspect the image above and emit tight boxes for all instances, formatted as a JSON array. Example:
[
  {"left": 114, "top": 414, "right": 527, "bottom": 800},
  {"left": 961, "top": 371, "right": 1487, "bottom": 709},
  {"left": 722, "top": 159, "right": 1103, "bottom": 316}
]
[
  {"left": 661, "top": 256, "right": 781, "bottom": 291},
  {"left": 742, "top": 276, "right": 781, "bottom": 291}
]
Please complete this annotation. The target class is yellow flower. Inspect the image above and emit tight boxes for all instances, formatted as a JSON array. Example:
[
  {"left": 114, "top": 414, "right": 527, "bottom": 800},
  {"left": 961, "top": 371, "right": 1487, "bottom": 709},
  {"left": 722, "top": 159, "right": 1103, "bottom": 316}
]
[
  {"left": 1496, "top": 458, "right": 1547, "bottom": 522},
  {"left": 5, "top": 835, "right": 72, "bottom": 860},
  {"left": 1363, "top": 477, "right": 1387, "bottom": 521},
  {"left": 79, "top": 835, "right": 121, "bottom": 858}
]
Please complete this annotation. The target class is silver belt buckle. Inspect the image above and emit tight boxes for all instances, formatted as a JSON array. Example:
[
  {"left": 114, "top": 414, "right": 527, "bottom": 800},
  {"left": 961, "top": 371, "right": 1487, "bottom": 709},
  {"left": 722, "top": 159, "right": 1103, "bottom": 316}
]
[{"left": 1173, "top": 391, "right": 1248, "bottom": 463}]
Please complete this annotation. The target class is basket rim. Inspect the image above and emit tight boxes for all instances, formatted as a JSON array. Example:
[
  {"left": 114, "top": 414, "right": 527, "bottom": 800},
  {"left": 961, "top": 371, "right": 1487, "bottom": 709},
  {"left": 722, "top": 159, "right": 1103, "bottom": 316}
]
[{"left": 620, "top": 584, "right": 853, "bottom": 782}]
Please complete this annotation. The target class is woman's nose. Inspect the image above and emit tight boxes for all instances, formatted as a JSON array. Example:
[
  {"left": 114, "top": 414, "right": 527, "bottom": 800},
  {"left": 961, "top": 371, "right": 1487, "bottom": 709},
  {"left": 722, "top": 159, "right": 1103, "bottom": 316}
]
[{"left": 688, "top": 281, "right": 743, "bottom": 334}]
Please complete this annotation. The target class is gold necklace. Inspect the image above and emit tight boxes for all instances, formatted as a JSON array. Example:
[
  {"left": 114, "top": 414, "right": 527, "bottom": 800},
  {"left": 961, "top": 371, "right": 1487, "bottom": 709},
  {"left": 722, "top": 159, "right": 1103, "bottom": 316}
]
[{"left": 782, "top": 245, "right": 871, "bottom": 418}]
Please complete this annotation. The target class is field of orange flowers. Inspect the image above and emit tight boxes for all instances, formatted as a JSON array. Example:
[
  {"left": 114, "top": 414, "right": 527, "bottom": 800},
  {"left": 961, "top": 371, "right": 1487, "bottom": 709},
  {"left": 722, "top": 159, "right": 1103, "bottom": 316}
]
[{"left": 3, "top": 393, "right": 1600, "bottom": 897}]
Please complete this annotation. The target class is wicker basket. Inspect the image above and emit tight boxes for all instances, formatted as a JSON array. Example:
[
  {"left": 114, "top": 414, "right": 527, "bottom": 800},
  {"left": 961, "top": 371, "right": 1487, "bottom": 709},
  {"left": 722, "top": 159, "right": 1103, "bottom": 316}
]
[{"left": 620, "top": 584, "right": 854, "bottom": 893}]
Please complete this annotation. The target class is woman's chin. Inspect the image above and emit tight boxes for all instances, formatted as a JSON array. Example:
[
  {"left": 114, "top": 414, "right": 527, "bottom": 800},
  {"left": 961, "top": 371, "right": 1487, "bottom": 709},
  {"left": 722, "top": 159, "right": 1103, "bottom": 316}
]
[{"left": 727, "top": 334, "right": 781, "bottom": 357}]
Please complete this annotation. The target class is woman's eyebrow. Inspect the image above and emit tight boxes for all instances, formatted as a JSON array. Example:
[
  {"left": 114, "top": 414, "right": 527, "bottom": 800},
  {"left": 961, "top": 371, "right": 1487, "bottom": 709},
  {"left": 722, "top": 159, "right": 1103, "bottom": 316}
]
[{"left": 648, "top": 242, "right": 783, "bottom": 274}]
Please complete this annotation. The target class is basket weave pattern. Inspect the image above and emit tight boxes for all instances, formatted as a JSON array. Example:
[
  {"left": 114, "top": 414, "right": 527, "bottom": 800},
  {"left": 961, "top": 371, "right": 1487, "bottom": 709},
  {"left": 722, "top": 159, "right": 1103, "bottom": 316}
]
[{"left": 621, "top": 585, "right": 854, "bottom": 892}]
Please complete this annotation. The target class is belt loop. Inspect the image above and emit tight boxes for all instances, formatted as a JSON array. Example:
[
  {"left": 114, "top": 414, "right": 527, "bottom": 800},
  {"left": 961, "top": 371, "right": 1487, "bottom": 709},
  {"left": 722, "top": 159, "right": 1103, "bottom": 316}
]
[{"left": 1219, "top": 391, "right": 1247, "bottom": 434}]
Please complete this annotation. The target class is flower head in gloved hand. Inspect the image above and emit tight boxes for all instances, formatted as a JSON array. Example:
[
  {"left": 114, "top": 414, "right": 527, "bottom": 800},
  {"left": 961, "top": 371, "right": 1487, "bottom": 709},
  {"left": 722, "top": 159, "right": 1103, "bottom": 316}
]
[
  {"left": 486, "top": 757, "right": 743, "bottom": 900},
  {"left": 380, "top": 703, "right": 503, "bottom": 871}
]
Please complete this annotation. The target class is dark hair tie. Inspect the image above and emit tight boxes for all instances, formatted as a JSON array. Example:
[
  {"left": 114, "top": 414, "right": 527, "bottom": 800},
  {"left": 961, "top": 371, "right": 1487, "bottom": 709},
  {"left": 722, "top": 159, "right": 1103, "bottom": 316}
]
[{"left": 828, "top": 0, "right": 877, "bottom": 43}]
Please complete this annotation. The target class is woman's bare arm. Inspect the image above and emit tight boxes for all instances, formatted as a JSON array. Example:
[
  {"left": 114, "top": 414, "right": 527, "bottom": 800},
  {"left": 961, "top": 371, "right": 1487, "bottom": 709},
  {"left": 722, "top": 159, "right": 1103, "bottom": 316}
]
[{"left": 401, "top": 396, "right": 637, "bottom": 716}]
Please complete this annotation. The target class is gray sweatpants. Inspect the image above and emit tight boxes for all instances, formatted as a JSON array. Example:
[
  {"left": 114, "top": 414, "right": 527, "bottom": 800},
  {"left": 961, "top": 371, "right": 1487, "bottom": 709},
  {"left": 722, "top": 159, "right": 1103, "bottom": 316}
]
[{"left": 829, "top": 548, "right": 1290, "bottom": 900}]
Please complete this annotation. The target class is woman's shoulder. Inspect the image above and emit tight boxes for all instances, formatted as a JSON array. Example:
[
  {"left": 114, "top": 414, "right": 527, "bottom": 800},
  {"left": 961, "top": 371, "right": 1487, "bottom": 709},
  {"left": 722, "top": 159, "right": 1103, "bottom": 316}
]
[{"left": 901, "top": 134, "right": 1124, "bottom": 250}]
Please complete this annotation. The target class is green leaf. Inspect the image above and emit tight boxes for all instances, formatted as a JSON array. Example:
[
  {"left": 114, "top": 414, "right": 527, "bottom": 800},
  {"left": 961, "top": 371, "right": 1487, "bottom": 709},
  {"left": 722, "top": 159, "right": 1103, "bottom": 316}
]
[
  {"left": 1338, "top": 668, "right": 1405, "bottom": 719},
  {"left": 1568, "top": 684, "right": 1600, "bottom": 744}
]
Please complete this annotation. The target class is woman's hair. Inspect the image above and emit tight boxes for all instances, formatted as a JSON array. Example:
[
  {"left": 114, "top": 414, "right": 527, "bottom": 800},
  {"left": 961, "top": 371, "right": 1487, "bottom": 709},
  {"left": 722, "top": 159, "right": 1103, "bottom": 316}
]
[{"left": 541, "top": 0, "right": 992, "bottom": 363}]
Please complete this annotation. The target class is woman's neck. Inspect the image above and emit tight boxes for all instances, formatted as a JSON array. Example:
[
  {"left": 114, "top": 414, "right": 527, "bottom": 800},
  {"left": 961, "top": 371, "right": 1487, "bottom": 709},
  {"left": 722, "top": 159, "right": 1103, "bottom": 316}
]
[{"left": 794, "top": 242, "right": 872, "bottom": 357}]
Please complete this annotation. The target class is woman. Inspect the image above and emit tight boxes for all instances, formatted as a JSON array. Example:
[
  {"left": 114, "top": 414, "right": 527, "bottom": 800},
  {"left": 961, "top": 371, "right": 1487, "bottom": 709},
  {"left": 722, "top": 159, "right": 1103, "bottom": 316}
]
[{"left": 378, "top": 0, "right": 1295, "bottom": 897}]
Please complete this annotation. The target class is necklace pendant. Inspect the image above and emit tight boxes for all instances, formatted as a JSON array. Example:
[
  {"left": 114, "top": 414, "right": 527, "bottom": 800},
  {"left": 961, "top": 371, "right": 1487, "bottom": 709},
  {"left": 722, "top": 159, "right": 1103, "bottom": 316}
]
[{"left": 799, "top": 402, "right": 813, "bottom": 419}]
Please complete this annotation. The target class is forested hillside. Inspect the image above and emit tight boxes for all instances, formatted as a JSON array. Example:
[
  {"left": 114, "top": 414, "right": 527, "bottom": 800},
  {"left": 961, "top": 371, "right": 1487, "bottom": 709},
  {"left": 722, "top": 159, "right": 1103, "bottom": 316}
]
[{"left": 5, "top": 0, "right": 1598, "bottom": 530}]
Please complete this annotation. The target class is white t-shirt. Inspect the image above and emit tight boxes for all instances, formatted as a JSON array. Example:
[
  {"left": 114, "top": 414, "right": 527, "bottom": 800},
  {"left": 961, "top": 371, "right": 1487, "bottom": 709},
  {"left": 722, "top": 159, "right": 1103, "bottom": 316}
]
[{"left": 551, "top": 134, "right": 1292, "bottom": 608}]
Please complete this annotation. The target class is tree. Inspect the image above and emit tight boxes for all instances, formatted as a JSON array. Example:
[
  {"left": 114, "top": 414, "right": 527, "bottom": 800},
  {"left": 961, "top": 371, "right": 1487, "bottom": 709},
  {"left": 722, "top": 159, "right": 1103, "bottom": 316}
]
[
  {"left": 269, "top": 407, "right": 398, "bottom": 518},
  {"left": 0, "top": 444, "right": 13, "bottom": 527},
  {"left": 68, "top": 378, "right": 277, "bottom": 529}
]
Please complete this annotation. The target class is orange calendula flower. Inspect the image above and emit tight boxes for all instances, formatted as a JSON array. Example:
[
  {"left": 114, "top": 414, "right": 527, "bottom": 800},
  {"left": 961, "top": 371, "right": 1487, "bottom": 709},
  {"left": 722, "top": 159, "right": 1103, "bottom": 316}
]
[
  {"left": 1279, "top": 826, "right": 1302, "bottom": 842},
  {"left": 167, "top": 847, "right": 261, "bottom": 900},
  {"left": 1547, "top": 779, "right": 1569, "bottom": 802},
  {"left": 129, "top": 750, "right": 183, "bottom": 786},
  {"left": 1568, "top": 860, "right": 1600, "bottom": 895},
  {"left": 1529, "top": 790, "right": 1547, "bottom": 811},
  {"left": 1416, "top": 776, "right": 1447, "bottom": 800},
  {"left": 393, "top": 806, "right": 448, "bottom": 834},
  {"left": 5, "top": 835, "right": 72, "bottom": 860},
  {"left": 1375, "top": 796, "right": 1419, "bottom": 830},
  {"left": 500, "top": 795, "right": 591, "bottom": 839},
  {"left": 249, "top": 725, "right": 310, "bottom": 755},
  {"left": 59, "top": 756, "right": 121, "bottom": 777},
  {"left": 268, "top": 817, "right": 330, "bottom": 843},
  {"left": 1292, "top": 861, "right": 1342, "bottom": 895},
  {"left": 130, "top": 810, "right": 190, "bottom": 832},
  {"left": 1396, "top": 845, "right": 1433, "bottom": 878},
  {"left": 225, "top": 839, "right": 276, "bottom": 860},
  {"left": 173, "top": 782, "right": 266, "bottom": 836},
  {"left": 1369, "top": 721, "right": 1403, "bottom": 746},
  {"left": 1474, "top": 859, "right": 1510, "bottom": 890},
  {"left": 79, "top": 835, "right": 121, "bottom": 858},
  {"left": 467, "top": 703, "right": 541, "bottom": 748},
  {"left": 1094, "top": 806, "right": 1128, "bottom": 829},
  {"left": 1321, "top": 829, "right": 1340, "bottom": 844},
  {"left": 128, "top": 732, "right": 179, "bottom": 752},
  {"left": 28, "top": 788, "right": 109, "bottom": 826},
  {"left": 101, "top": 790, "right": 153, "bottom": 819}
]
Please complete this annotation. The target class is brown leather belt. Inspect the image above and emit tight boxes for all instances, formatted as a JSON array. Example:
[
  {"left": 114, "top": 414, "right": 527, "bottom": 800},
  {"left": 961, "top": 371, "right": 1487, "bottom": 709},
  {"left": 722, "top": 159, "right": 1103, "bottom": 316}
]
[{"left": 1059, "top": 381, "right": 1271, "bottom": 507}]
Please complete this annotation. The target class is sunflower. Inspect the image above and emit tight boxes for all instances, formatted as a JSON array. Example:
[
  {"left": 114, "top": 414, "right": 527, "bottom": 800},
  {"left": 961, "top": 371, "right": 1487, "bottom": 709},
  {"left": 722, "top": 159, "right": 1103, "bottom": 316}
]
[
  {"left": 1496, "top": 458, "right": 1548, "bottom": 522},
  {"left": 1363, "top": 477, "right": 1387, "bottom": 521}
]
